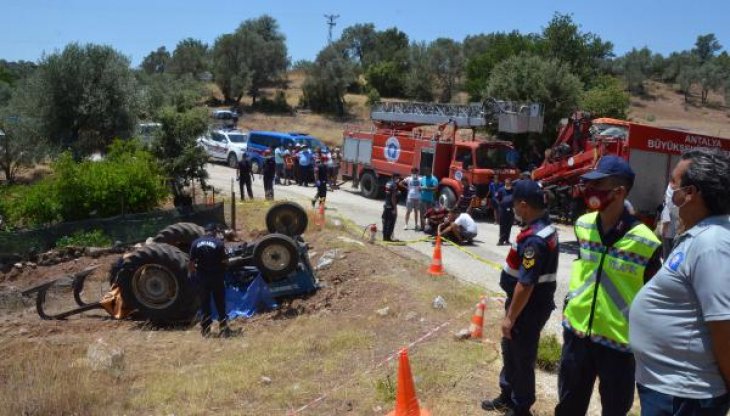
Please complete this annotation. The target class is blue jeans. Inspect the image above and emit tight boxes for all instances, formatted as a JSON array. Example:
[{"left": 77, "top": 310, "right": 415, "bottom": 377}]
[{"left": 638, "top": 384, "right": 730, "bottom": 416}]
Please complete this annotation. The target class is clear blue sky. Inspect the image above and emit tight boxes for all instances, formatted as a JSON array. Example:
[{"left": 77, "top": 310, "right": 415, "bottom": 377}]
[{"left": 2, "top": 0, "right": 729, "bottom": 66}]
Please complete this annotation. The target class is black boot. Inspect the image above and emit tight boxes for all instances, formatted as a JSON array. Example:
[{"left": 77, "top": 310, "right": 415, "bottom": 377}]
[{"left": 481, "top": 395, "right": 514, "bottom": 412}]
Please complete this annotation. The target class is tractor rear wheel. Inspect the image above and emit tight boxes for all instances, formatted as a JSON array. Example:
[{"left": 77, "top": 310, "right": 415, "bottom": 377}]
[
  {"left": 266, "top": 201, "right": 308, "bottom": 237},
  {"left": 115, "top": 243, "right": 198, "bottom": 324},
  {"left": 153, "top": 222, "right": 205, "bottom": 253},
  {"left": 253, "top": 233, "right": 298, "bottom": 282}
]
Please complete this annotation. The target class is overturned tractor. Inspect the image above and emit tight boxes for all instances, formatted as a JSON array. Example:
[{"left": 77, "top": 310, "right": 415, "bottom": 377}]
[{"left": 22, "top": 201, "right": 316, "bottom": 324}]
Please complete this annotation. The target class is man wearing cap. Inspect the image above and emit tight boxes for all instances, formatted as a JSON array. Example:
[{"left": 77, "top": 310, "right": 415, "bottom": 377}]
[
  {"left": 189, "top": 224, "right": 231, "bottom": 338},
  {"left": 555, "top": 156, "right": 662, "bottom": 416},
  {"left": 482, "top": 180, "right": 559, "bottom": 416},
  {"left": 630, "top": 148, "right": 730, "bottom": 416}
]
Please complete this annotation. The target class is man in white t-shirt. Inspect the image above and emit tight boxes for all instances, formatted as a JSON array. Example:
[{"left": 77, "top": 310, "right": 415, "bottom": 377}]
[
  {"left": 438, "top": 209, "right": 477, "bottom": 243},
  {"left": 399, "top": 167, "right": 422, "bottom": 230}
]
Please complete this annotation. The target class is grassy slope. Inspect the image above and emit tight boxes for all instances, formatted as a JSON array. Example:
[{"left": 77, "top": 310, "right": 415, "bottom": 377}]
[{"left": 628, "top": 80, "right": 730, "bottom": 137}]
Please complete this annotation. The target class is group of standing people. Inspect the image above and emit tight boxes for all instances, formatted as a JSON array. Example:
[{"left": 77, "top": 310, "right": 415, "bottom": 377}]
[
  {"left": 481, "top": 150, "right": 730, "bottom": 416},
  {"left": 380, "top": 167, "right": 439, "bottom": 242},
  {"left": 236, "top": 145, "right": 341, "bottom": 202}
]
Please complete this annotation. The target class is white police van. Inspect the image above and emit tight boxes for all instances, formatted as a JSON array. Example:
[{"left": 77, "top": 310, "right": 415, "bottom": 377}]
[{"left": 197, "top": 128, "right": 249, "bottom": 168}]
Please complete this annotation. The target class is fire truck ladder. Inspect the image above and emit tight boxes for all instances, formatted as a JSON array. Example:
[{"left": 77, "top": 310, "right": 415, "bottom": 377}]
[{"left": 370, "top": 99, "right": 544, "bottom": 133}]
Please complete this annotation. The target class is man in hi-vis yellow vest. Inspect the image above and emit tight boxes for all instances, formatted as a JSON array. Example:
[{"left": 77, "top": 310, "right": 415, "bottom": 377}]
[{"left": 555, "top": 156, "right": 662, "bottom": 416}]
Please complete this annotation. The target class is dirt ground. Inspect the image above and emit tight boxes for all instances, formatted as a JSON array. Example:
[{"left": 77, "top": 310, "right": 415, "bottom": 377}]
[{"left": 0, "top": 199, "right": 567, "bottom": 416}]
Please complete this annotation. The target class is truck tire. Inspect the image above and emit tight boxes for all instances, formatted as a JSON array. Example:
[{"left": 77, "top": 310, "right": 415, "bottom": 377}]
[
  {"left": 153, "top": 222, "right": 205, "bottom": 253},
  {"left": 253, "top": 233, "right": 298, "bottom": 282},
  {"left": 266, "top": 201, "right": 308, "bottom": 237},
  {"left": 359, "top": 171, "right": 379, "bottom": 199},
  {"left": 115, "top": 243, "right": 198, "bottom": 324},
  {"left": 251, "top": 159, "right": 261, "bottom": 174},
  {"left": 227, "top": 152, "right": 238, "bottom": 168},
  {"left": 439, "top": 186, "right": 457, "bottom": 210}
]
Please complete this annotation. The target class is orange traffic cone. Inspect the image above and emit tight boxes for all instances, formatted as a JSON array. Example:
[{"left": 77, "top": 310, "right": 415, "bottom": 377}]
[
  {"left": 469, "top": 297, "right": 487, "bottom": 339},
  {"left": 427, "top": 236, "right": 444, "bottom": 276},
  {"left": 386, "top": 348, "right": 431, "bottom": 416}
]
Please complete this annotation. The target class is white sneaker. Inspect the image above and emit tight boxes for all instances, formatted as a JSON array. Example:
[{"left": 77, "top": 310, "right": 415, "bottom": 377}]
[{"left": 403, "top": 224, "right": 409, "bottom": 230}]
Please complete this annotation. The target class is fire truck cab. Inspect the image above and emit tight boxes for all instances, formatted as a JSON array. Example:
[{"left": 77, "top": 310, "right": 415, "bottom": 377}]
[{"left": 340, "top": 100, "right": 544, "bottom": 210}]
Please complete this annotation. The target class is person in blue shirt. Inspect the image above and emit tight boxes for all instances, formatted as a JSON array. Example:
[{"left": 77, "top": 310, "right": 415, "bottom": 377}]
[
  {"left": 420, "top": 168, "right": 439, "bottom": 232},
  {"left": 488, "top": 175, "right": 503, "bottom": 224},
  {"left": 298, "top": 146, "right": 313, "bottom": 187},
  {"left": 189, "top": 223, "right": 231, "bottom": 338},
  {"left": 482, "top": 180, "right": 559, "bottom": 415}
]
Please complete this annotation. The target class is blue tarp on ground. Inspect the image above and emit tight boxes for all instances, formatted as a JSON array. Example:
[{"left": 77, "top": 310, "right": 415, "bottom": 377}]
[{"left": 209, "top": 274, "right": 278, "bottom": 320}]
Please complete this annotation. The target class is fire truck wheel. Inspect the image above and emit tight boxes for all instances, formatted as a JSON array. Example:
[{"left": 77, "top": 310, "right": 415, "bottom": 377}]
[
  {"left": 227, "top": 152, "right": 238, "bottom": 168},
  {"left": 439, "top": 186, "right": 457, "bottom": 209},
  {"left": 266, "top": 201, "right": 308, "bottom": 237},
  {"left": 359, "top": 171, "right": 380, "bottom": 199},
  {"left": 253, "top": 233, "right": 299, "bottom": 282},
  {"left": 116, "top": 243, "right": 198, "bottom": 324},
  {"left": 153, "top": 222, "right": 205, "bottom": 253}
]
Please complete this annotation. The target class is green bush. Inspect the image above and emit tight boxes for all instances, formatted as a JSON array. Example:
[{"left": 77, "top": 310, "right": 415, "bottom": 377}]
[
  {"left": 53, "top": 140, "right": 169, "bottom": 221},
  {"left": 0, "top": 139, "right": 169, "bottom": 228},
  {"left": 579, "top": 76, "right": 631, "bottom": 119},
  {"left": 537, "top": 334, "right": 562, "bottom": 372},
  {"left": 0, "top": 180, "right": 63, "bottom": 228},
  {"left": 366, "top": 88, "right": 381, "bottom": 106},
  {"left": 56, "top": 229, "right": 112, "bottom": 248}
]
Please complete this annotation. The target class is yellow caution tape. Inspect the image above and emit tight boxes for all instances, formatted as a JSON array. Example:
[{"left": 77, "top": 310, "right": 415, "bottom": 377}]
[
  {"left": 439, "top": 236, "right": 503, "bottom": 271},
  {"left": 334, "top": 213, "right": 502, "bottom": 271}
]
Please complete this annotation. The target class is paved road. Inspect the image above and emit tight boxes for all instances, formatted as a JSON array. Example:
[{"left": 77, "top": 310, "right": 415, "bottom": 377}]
[{"left": 206, "top": 163, "right": 578, "bottom": 336}]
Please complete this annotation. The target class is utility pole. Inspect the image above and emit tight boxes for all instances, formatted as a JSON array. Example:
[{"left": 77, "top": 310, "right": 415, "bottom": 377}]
[{"left": 324, "top": 14, "right": 340, "bottom": 44}]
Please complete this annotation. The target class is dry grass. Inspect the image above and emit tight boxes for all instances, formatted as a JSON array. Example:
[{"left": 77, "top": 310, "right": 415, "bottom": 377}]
[
  {"left": 628, "top": 81, "right": 730, "bottom": 137},
  {"left": 0, "top": 198, "right": 523, "bottom": 415}
]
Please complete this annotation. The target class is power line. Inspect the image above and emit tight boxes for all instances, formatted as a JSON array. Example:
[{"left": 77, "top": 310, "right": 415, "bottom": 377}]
[{"left": 324, "top": 14, "right": 340, "bottom": 44}]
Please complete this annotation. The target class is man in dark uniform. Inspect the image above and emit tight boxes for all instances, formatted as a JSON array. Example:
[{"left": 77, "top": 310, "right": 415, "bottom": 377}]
[
  {"left": 236, "top": 156, "right": 254, "bottom": 201},
  {"left": 382, "top": 173, "right": 400, "bottom": 242},
  {"left": 482, "top": 180, "right": 559, "bottom": 416},
  {"left": 262, "top": 149, "right": 277, "bottom": 200},
  {"left": 457, "top": 177, "right": 477, "bottom": 215},
  {"left": 189, "top": 223, "right": 231, "bottom": 338},
  {"left": 497, "top": 178, "right": 515, "bottom": 245},
  {"left": 311, "top": 159, "right": 329, "bottom": 208}
]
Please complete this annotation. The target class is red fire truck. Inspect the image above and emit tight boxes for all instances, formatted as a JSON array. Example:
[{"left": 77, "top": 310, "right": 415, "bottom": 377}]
[
  {"left": 533, "top": 111, "right": 730, "bottom": 222},
  {"left": 340, "top": 100, "right": 544, "bottom": 210}
]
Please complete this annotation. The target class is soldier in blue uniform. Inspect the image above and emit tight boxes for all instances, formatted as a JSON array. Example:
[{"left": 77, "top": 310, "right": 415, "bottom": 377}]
[
  {"left": 482, "top": 180, "right": 559, "bottom": 416},
  {"left": 497, "top": 178, "right": 515, "bottom": 245},
  {"left": 382, "top": 173, "right": 401, "bottom": 242},
  {"left": 189, "top": 223, "right": 231, "bottom": 338}
]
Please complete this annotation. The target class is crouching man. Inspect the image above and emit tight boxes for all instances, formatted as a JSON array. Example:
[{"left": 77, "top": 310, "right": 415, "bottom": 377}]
[{"left": 438, "top": 209, "right": 477, "bottom": 244}]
